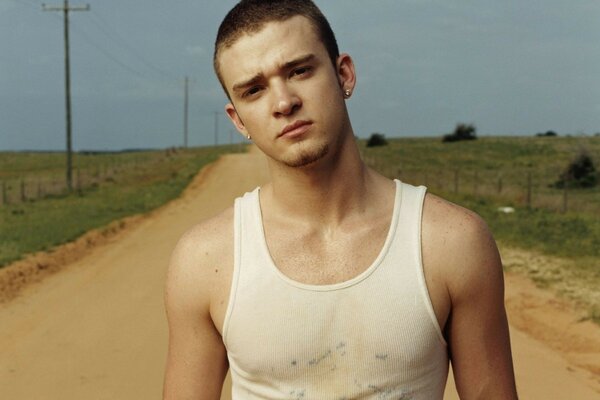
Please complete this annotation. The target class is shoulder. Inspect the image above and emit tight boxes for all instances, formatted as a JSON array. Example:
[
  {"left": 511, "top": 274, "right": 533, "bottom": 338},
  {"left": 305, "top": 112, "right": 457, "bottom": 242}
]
[
  {"left": 165, "top": 205, "right": 235, "bottom": 314},
  {"left": 421, "top": 193, "right": 503, "bottom": 300},
  {"left": 169, "top": 205, "right": 234, "bottom": 275},
  {"left": 422, "top": 192, "right": 493, "bottom": 248},
  {"left": 173, "top": 205, "right": 234, "bottom": 260}
]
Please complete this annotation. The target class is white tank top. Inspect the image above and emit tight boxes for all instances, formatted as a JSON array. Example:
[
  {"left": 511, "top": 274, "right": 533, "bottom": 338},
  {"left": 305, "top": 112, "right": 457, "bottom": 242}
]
[{"left": 224, "top": 180, "right": 448, "bottom": 399}]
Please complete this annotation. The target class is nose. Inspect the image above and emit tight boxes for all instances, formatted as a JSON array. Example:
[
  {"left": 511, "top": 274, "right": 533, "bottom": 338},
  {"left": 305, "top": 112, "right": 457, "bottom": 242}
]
[{"left": 272, "top": 82, "right": 301, "bottom": 116}]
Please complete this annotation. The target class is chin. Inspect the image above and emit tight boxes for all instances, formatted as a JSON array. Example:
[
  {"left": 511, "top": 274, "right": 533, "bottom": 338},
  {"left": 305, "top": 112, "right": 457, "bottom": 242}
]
[{"left": 282, "top": 143, "right": 329, "bottom": 168}]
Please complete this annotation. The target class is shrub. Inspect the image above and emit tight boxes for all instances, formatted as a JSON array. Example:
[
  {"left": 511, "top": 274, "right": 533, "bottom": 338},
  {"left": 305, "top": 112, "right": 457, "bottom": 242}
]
[
  {"left": 554, "top": 149, "right": 598, "bottom": 188},
  {"left": 443, "top": 123, "right": 477, "bottom": 142},
  {"left": 367, "top": 133, "right": 388, "bottom": 147},
  {"left": 536, "top": 130, "right": 558, "bottom": 137}
]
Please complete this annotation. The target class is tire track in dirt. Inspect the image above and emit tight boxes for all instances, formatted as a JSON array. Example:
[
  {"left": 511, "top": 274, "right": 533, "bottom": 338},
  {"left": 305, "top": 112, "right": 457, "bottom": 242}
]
[{"left": 0, "top": 148, "right": 598, "bottom": 399}]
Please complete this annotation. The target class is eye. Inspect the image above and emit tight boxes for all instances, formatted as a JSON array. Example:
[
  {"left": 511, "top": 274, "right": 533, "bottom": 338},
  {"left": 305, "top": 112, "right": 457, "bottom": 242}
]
[
  {"left": 291, "top": 66, "right": 312, "bottom": 77},
  {"left": 243, "top": 86, "right": 263, "bottom": 98}
]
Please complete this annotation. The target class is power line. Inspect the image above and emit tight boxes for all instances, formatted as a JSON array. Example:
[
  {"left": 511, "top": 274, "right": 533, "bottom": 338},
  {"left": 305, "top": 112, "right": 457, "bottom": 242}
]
[
  {"left": 40, "top": 5, "right": 180, "bottom": 84},
  {"left": 13, "top": 0, "right": 44, "bottom": 10},
  {"left": 16, "top": 0, "right": 179, "bottom": 84},
  {"left": 88, "top": 10, "right": 178, "bottom": 81},
  {"left": 68, "top": 17, "right": 150, "bottom": 79}
]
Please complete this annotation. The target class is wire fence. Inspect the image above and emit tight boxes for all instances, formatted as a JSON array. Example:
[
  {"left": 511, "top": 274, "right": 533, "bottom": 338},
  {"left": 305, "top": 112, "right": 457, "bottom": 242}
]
[
  {"left": 363, "top": 155, "right": 599, "bottom": 215},
  {"left": 2, "top": 166, "right": 117, "bottom": 205},
  {"left": 0, "top": 145, "right": 247, "bottom": 207},
  {"left": 0, "top": 148, "right": 183, "bottom": 206},
  {"left": 3, "top": 148, "right": 597, "bottom": 216},
  {"left": 1, "top": 163, "right": 135, "bottom": 205}
]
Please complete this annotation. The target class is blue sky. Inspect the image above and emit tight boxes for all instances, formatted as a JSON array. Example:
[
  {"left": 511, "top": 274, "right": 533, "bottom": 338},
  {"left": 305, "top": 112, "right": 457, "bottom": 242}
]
[{"left": 1, "top": 0, "right": 599, "bottom": 151}]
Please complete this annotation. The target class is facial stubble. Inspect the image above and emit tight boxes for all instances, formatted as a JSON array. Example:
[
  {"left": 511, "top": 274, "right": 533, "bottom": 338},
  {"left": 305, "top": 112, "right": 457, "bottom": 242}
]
[{"left": 281, "top": 142, "right": 330, "bottom": 168}]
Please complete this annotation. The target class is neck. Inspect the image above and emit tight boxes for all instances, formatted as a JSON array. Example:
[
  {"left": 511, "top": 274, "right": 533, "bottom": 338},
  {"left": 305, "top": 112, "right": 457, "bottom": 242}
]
[{"left": 262, "top": 132, "right": 376, "bottom": 227}]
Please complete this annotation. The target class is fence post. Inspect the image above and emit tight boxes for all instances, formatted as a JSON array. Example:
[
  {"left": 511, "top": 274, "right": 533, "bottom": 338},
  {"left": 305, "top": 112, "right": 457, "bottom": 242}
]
[
  {"left": 454, "top": 170, "right": 459, "bottom": 194},
  {"left": 20, "top": 179, "right": 26, "bottom": 202},
  {"left": 562, "top": 177, "right": 569, "bottom": 213},
  {"left": 526, "top": 171, "right": 532, "bottom": 209},
  {"left": 76, "top": 168, "right": 81, "bottom": 194},
  {"left": 497, "top": 175, "right": 503, "bottom": 194},
  {"left": 0, "top": 181, "right": 6, "bottom": 205}
]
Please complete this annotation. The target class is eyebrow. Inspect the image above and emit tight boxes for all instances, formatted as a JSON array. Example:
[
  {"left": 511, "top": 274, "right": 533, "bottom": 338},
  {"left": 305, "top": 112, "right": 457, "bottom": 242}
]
[{"left": 231, "top": 53, "right": 316, "bottom": 94}]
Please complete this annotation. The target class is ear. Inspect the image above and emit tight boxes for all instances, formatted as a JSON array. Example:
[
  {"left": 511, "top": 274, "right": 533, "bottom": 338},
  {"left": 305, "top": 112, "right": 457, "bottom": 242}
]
[
  {"left": 225, "top": 103, "right": 248, "bottom": 137},
  {"left": 336, "top": 53, "right": 356, "bottom": 94}
]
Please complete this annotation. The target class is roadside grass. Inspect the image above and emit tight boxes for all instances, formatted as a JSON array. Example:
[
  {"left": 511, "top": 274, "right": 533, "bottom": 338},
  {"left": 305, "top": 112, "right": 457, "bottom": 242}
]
[
  {"left": 361, "top": 136, "right": 600, "bottom": 322},
  {"left": 0, "top": 145, "right": 241, "bottom": 267}
]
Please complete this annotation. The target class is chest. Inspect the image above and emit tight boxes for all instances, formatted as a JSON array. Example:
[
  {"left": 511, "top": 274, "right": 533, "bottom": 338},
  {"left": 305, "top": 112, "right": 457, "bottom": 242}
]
[
  {"left": 263, "top": 216, "right": 390, "bottom": 285},
  {"left": 225, "top": 260, "right": 449, "bottom": 399}
]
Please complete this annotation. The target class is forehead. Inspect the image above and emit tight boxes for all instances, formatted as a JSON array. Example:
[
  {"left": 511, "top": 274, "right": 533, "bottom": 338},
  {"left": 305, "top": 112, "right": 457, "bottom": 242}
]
[{"left": 218, "top": 16, "right": 328, "bottom": 90}]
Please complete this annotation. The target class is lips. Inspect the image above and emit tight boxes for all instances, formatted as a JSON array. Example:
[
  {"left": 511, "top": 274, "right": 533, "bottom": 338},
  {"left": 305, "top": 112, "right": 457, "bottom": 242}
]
[{"left": 279, "top": 120, "right": 312, "bottom": 138}]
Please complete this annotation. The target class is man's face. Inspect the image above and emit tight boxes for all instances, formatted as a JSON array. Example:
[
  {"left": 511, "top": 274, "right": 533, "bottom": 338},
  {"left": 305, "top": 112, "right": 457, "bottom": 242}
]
[{"left": 218, "top": 16, "right": 355, "bottom": 168}]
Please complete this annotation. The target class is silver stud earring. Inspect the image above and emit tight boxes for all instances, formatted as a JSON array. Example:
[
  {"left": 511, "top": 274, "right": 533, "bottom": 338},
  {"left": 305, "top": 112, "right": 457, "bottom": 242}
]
[
  {"left": 247, "top": 134, "right": 251, "bottom": 140},
  {"left": 344, "top": 89, "right": 352, "bottom": 98}
]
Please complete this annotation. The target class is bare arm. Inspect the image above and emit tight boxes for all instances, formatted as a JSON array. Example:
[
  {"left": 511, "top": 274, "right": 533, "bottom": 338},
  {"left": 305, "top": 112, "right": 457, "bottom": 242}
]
[
  {"left": 163, "top": 222, "right": 230, "bottom": 400},
  {"left": 423, "top": 195, "right": 518, "bottom": 399},
  {"left": 445, "top": 211, "right": 517, "bottom": 398}
]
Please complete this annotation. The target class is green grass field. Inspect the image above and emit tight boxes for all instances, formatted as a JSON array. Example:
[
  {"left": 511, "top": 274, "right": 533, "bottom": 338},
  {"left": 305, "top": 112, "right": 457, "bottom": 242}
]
[
  {"left": 0, "top": 145, "right": 242, "bottom": 267},
  {"left": 360, "top": 135, "right": 600, "bottom": 258}
]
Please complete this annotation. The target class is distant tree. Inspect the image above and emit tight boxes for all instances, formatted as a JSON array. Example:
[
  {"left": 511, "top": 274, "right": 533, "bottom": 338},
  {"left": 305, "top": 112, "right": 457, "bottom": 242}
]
[
  {"left": 536, "top": 130, "right": 558, "bottom": 137},
  {"left": 554, "top": 149, "right": 598, "bottom": 188},
  {"left": 443, "top": 123, "right": 477, "bottom": 142},
  {"left": 367, "top": 132, "right": 388, "bottom": 147}
]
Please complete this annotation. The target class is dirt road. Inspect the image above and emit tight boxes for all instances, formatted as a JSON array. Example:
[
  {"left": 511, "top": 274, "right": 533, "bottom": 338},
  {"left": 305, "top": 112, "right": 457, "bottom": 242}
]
[{"left": 1, "top": 149, "right": 599, "bottom": 399}]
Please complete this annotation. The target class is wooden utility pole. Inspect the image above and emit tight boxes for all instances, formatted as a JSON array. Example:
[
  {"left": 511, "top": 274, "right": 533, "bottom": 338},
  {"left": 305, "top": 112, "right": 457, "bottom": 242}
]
[
  {"left": 183, "top": 76, "right": 189, "bottom": 148},
  {"left": 43, "top": 1, "right": 90, "bottom": 191}
]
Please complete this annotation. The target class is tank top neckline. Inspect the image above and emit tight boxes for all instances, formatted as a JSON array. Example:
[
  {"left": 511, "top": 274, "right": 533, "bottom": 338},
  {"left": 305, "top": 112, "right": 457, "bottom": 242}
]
[{"left": 251, "top": 179, "right": 403, "bottom": 292}]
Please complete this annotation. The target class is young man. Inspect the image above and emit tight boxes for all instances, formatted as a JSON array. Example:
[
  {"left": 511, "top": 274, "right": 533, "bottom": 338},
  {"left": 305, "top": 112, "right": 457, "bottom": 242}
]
[{"left": 163, "top": 1, "right": 518, "bottom": 399}]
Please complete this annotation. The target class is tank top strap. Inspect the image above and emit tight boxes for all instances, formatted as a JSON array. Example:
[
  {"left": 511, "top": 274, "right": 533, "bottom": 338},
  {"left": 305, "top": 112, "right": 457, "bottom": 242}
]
[
  {"left": 394, "top": 179, "right": 427, "bottom": 248},
  {"left": 393, "top": 180, "right": 444, "bottom": 344},
  {"left": 225, "top": 188, "right": 263, "bottom": 345}
]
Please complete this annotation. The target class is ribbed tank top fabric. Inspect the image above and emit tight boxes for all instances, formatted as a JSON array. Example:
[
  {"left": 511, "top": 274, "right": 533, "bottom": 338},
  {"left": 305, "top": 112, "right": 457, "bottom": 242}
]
[{"left": 223, "top": 180, "right": 448, "bottom": 400}]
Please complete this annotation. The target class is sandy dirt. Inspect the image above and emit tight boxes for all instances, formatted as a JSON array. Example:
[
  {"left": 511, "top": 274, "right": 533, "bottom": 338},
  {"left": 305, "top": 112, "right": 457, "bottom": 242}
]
[{"left": 1, "top": 148, "right": 599, "bottom": 399}]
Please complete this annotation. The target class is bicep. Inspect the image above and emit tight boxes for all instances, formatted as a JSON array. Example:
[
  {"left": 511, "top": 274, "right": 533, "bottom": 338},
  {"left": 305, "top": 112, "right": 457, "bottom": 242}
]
[
  {"left": 445, "top": 219, "right": 517, "bottom": 399},
  {"left": 163, "top": 238, "right": 228, "bottom": 400},
  {"left": 163, "top": 309, "right": 228, "bottom": 400}
]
